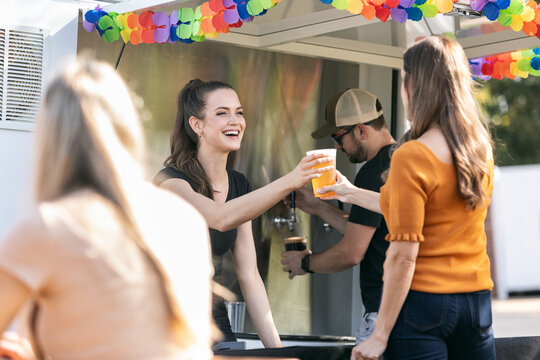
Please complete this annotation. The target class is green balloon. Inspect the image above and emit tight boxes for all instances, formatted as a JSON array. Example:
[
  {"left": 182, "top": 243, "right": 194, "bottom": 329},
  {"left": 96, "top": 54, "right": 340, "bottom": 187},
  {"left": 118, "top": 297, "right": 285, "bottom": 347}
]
[
  {"left": 179, "top": 8, "right": 195, "bottom": 23},
  {"left": 521, "top": 49, "right": 535, "bottom": 58},
  {"left": 192, "top": 20, "right": 201, "bottom": 36},
  {"left": 104, "top": 28, "right": 120, "bottom": 43},
  {"left": 261, "top": 0, "right": 274, "bottom": 9},
  {"left": 247, "top": 0, "right": 264, "bottom": 15},
  {"left": 420, "top": 4, "right": 438, "bottom": 17},
  {"left": 192, "top": 35, "right": 205, "bottom": 42},
  {"left": 98, "top": 15, "right": 114, "bottom": 31},
  {"left": 497, "top": 11, "right": 512, "bottom": 26},
  {"left": 517, "top": 58, "right": 532, "bottom": 72},
  {"left": 194, "top": 5, "right": 202, "bottom": 19},
  {"left": 178, "top": 23, "right": 193, "bottom": 39},
  {"left": 507, "top": 0, "right": 523, "bottom": 15},
  {"left": 332, "top": 0, "right": 349, "bottom": 10}
]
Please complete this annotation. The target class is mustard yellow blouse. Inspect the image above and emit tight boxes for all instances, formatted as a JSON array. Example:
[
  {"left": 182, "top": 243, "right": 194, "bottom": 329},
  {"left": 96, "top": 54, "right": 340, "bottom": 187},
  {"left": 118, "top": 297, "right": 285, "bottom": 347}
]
[{"left": 380, "top": 140, "right": 494, "bottom": 293}]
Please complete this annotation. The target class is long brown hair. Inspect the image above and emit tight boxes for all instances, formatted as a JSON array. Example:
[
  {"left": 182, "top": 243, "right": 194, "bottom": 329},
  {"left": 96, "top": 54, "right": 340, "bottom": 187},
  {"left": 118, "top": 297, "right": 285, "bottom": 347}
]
[
  {"left": 401, "top": 36, "right": 492, "bottom": 209},
  {"left": 35, "top": 59, "right": 195, "bottom": 346},
  {"left": 165, "top": 79, "right": 234, "bottom": 199}
]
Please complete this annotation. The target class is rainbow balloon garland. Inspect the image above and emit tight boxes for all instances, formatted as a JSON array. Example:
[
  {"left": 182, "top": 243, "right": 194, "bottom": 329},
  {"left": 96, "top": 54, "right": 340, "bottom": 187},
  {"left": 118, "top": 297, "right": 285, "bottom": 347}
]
[
  {"left": 83, "top": 0, "right": 282, "bottom": 44},
  {"left": 83, "top": 0, "right": 540, "bottom": 43},
  {"left": 83, "top": 0, "right": 540, "bottom": 79},
  {"left": 470, "top": 47, "right": 540, "bottom": 79},
  {"left": 322, "top": 0, "right": 540, "bottom": 37}
]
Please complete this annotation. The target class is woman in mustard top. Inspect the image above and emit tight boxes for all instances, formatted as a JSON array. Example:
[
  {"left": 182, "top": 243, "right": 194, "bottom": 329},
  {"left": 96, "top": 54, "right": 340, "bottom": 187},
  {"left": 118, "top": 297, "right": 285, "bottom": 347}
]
[{"left": 319, "top": 36, "right": 495, "bottom": 360}]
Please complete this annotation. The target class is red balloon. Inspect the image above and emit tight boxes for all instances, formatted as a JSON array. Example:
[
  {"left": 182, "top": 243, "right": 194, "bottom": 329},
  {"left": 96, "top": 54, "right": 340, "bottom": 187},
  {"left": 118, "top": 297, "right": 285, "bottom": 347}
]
[
  {"left": 376, "top": 6, "right": 391, "bottom": 21},
  {"left": 139, "top": 11, "right": 155, "bottom": 27}
]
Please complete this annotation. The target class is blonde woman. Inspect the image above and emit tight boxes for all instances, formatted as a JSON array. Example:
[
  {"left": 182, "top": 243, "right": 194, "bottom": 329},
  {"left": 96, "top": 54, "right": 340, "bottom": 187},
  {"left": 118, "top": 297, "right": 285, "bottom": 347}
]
[
  {"left": 320, "top": 36, "right": 495, "bottom": 360},
  {"left": 154, "top": 79, "right": 332, "bottom": 348},
  {"left": 0, "top": 60, "right": 213, "bottom": 360}
]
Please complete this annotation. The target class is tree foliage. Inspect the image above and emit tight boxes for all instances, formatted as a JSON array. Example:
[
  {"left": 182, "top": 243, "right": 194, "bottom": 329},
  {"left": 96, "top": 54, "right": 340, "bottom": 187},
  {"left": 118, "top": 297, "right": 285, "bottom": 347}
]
[{"left": 477, "top": 77, "right": 540, "bottom": 166}]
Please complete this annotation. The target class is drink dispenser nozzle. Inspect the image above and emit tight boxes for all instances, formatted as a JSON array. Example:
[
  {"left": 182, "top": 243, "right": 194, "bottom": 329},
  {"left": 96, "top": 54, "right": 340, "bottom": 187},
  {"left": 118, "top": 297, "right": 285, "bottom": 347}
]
[{"left": 273, "top": 191, "right": 297, "bottom": 232}]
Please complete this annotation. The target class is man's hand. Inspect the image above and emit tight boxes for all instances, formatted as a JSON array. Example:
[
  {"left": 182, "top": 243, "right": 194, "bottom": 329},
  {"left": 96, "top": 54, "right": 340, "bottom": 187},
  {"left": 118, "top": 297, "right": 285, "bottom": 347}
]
[
  {"left": 281, "top": 249, "right": 311, "bottom": 279},
  {"left": 283, "top": 188, "right": 320, "bottom": 215}
]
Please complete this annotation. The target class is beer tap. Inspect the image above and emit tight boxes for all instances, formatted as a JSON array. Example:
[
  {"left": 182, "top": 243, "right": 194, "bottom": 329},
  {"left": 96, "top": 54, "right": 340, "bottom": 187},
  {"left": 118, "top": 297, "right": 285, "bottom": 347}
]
[{"left": 273, "top": 191, "right": 296, "bottom": 232}]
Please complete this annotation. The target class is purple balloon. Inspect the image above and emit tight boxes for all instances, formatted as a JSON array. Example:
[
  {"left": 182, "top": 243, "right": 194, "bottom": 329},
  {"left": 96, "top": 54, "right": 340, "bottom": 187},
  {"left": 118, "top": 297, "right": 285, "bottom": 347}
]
[
  {"left": 223, "top": 0, "right": 236, "bottom": 6},
  {"left": 224, "top": 8, "right": 241, "bottom": 24},
  {"left": 154, "top": 28, "right": 170, "bottom": 43},
  {"left": 400, "top": 0, "right": 415, "bottom": 8},
  {"left": 469, "top": 59, "right": 483, "bottom": 76},
  {"left": 390, "top": 8, "right": 408, "bottom": 22},
  {"left": 83, "top": 19, "right": 96, "bottom": 32},
  {"left": 470, "top": 0, "right": 488, "bottom": 11},
  {"left": 170, "top": 10, "right": 179, "bottom": 25},
  {"left": 153, "top": 11, "right": 169, "bottom": 26}
]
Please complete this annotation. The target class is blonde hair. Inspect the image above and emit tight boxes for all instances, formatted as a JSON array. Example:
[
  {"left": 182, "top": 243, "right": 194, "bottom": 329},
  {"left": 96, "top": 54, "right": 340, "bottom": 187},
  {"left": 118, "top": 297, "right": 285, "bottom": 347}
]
[
  {"left": 34, "top": 59, "right": 194, "bottom": 346},
  {"left": 402, "top": 36, "right": 492, "bottom": 209}
]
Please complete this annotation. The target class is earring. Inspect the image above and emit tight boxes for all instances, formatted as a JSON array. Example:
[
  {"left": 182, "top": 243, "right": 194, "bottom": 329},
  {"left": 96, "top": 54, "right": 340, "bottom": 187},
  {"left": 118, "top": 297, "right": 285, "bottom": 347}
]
[{"left": 198, "top": 130, "right": 204, "bottom": 138}]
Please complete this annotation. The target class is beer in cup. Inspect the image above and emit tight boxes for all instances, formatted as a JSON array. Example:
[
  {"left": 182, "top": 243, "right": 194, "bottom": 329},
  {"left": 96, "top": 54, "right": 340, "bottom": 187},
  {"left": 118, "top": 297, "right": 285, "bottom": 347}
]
[
  {"left": 284, "top": 236, "right": 308, "bottom": 252},
  {"left": 306, "top": 148, "right": 336, "bottom": 197}
]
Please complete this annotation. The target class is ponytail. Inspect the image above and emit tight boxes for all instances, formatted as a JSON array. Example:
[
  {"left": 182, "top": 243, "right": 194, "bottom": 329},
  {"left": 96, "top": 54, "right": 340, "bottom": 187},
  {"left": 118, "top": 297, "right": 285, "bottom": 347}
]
[{"left": 165, "top": 79, "right": 234, "bottom": 199}]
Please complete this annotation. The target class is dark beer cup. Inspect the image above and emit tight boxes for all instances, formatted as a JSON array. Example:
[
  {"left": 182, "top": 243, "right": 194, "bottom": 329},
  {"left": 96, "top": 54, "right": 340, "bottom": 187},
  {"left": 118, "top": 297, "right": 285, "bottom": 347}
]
[{"left": 284, "top": 236, "right": 307, "bottom": 252}]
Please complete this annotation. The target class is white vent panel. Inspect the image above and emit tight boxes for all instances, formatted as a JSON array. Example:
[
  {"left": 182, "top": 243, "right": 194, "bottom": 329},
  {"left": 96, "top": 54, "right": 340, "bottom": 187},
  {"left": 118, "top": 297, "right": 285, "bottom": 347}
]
[
  {"left": 0, "top": 29, "right": 4, "bottom": 116},
  {"left": 0, "top": 26, "right": 48, "bottom": 131}
]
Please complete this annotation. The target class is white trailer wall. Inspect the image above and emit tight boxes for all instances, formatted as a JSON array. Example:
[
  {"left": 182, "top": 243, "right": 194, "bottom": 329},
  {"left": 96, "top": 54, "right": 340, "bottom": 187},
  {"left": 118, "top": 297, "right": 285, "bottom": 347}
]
[
  {"left": 0, "top": 0, "right": 78, "bottom": 238},
  {"left": 491, "top": 164, "right": 540, "bottom": 299}
]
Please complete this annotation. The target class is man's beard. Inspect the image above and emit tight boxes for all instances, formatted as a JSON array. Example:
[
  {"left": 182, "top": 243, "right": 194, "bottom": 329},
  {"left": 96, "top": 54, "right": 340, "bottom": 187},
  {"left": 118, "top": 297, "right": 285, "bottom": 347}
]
[{"left": 346, "top": 137, "right": 368, "bottom": 163}]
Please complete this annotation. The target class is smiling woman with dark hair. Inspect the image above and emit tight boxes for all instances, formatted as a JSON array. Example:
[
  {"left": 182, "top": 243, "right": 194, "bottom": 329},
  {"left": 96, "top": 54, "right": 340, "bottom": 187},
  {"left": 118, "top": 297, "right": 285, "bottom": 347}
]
[{"left": 154, "top": 79, "right": 333, "bottom": 349}]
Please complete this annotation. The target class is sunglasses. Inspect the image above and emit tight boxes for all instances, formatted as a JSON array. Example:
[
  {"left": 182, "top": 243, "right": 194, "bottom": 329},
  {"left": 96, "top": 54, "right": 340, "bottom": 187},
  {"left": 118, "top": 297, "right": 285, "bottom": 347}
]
[{"left": 331, "top": 126, "right": 355, "bottom": 145}]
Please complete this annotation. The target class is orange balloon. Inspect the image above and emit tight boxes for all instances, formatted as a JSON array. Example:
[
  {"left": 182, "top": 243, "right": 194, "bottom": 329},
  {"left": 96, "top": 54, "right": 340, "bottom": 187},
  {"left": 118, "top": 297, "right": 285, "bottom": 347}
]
[
  {"left": 130, "top": 29, "right": 143, "bottom": 44},
  {"left": 127, "top": 13, "right": 139, "bottom": 29},
  {"left": 201, "top": 17, "right": 216, "bottom": 33},
  {"left": 361, "top": 4, "right": 376, "bottom": 19},
  {"left": 522, "top": 21, "right": 538, "bottom": 35},
  {"left": 200, "top": 2, "right": 216, "bottom": 17}
]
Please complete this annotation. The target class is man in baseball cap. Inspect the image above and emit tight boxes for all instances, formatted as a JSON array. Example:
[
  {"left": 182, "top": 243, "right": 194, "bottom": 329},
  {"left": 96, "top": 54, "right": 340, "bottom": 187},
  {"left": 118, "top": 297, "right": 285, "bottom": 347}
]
[{"left": 282, "top": 88, "right": 395, "bottom": 343}]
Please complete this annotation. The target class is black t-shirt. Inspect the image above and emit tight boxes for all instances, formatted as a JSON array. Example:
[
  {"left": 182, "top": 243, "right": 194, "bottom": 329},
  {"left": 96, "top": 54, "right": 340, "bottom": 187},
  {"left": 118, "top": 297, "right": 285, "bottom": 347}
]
[
  {"left": 347, "top": 144, "right": 392, "bottom": 313},
  {"left": 153, "top": 167, "right": 251, "bottom": 323}
]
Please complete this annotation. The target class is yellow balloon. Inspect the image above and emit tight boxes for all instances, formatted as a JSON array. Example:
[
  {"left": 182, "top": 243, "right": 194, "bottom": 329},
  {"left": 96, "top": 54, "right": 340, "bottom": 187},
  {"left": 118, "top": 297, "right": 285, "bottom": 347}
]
[
  {"left": 520, "top": 6, "right": 535, "bottom": 22},
  {"left": 510, "top": 61, "right": 519, "bottom": 75},
  {"left": 510, "top": 15, "right": 524, "bottom": 31},
  {"left": 517, "top": 70, "right": 529, "bottom": 78},
  {"left": 511, "top": 51, "right": 522, "bottom": 60},
  {"left": 347, "top": 0, "right": 364, "bottom": 14},
  {"left": 435, "top": 0, "right": 453, "bottom": 13}
]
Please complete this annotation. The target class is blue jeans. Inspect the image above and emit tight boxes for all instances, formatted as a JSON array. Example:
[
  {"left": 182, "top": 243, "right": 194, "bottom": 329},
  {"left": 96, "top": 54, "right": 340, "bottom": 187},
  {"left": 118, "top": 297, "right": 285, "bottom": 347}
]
[{"left": 384, "top": 290, "right": 496, "bottom": 360}]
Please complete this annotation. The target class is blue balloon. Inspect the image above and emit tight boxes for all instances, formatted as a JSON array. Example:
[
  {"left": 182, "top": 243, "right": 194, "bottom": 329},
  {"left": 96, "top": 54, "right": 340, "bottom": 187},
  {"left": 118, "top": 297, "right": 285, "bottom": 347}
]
[
  {"left": 415, "top": 0, "right": 427, "bottom": 6},
  {"left": 533, "top": 48, "right": 540, "bottom": 56},
  {"left": 496, "top": 0, "right": 510, "bottom": 9},
  {"left": 170, "top": 26, "right": 179, "bottom": 42},
  {"left": 406, "top": 7, "right": 423, "bottom": 21},
  {"left": 482, "top": 3, "right": 500, "bottom": 20},
  {"left": 320, "top": 0, "right": 334, "bottom": 4},
  {"left": 531, "top": 57, "right": 540, "bottom": 71},
  {"left": 237, "top": 3, "right": 251, "bottom": 19},
  {"left": 180, "top": 38, "right": 194, "bottom": 44}
]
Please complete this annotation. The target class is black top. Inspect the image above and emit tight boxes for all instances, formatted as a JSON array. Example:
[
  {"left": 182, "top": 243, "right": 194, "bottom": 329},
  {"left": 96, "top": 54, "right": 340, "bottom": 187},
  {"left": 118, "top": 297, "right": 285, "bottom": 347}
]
[
  {"left": 153, "top": 167, "right": 251, "bottom": 324},
  {"left": 347, "top": 144, "right": 392, "bottom": 313}
]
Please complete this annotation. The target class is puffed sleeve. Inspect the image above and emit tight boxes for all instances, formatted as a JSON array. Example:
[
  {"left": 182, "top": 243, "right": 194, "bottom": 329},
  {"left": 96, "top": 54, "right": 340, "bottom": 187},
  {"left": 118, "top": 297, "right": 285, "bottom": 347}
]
[
  {"left": 0, "top": 209, "right": 53, "bottom": 291},
  {"left": 381, "top": 142, "right": 436, "bottom": 242}
]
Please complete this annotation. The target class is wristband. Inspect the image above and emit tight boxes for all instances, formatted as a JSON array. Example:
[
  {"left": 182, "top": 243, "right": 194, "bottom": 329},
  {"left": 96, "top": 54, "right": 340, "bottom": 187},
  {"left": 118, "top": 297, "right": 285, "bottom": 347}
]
[{"left": 301, "top": 254, "right": 314, "bottom": 274}]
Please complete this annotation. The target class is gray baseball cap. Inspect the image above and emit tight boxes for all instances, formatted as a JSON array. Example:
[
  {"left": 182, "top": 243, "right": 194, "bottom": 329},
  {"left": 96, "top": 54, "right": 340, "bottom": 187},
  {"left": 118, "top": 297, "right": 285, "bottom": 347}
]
[{"left": 312, "top": 88, "right": 383, "bottom": 139}]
